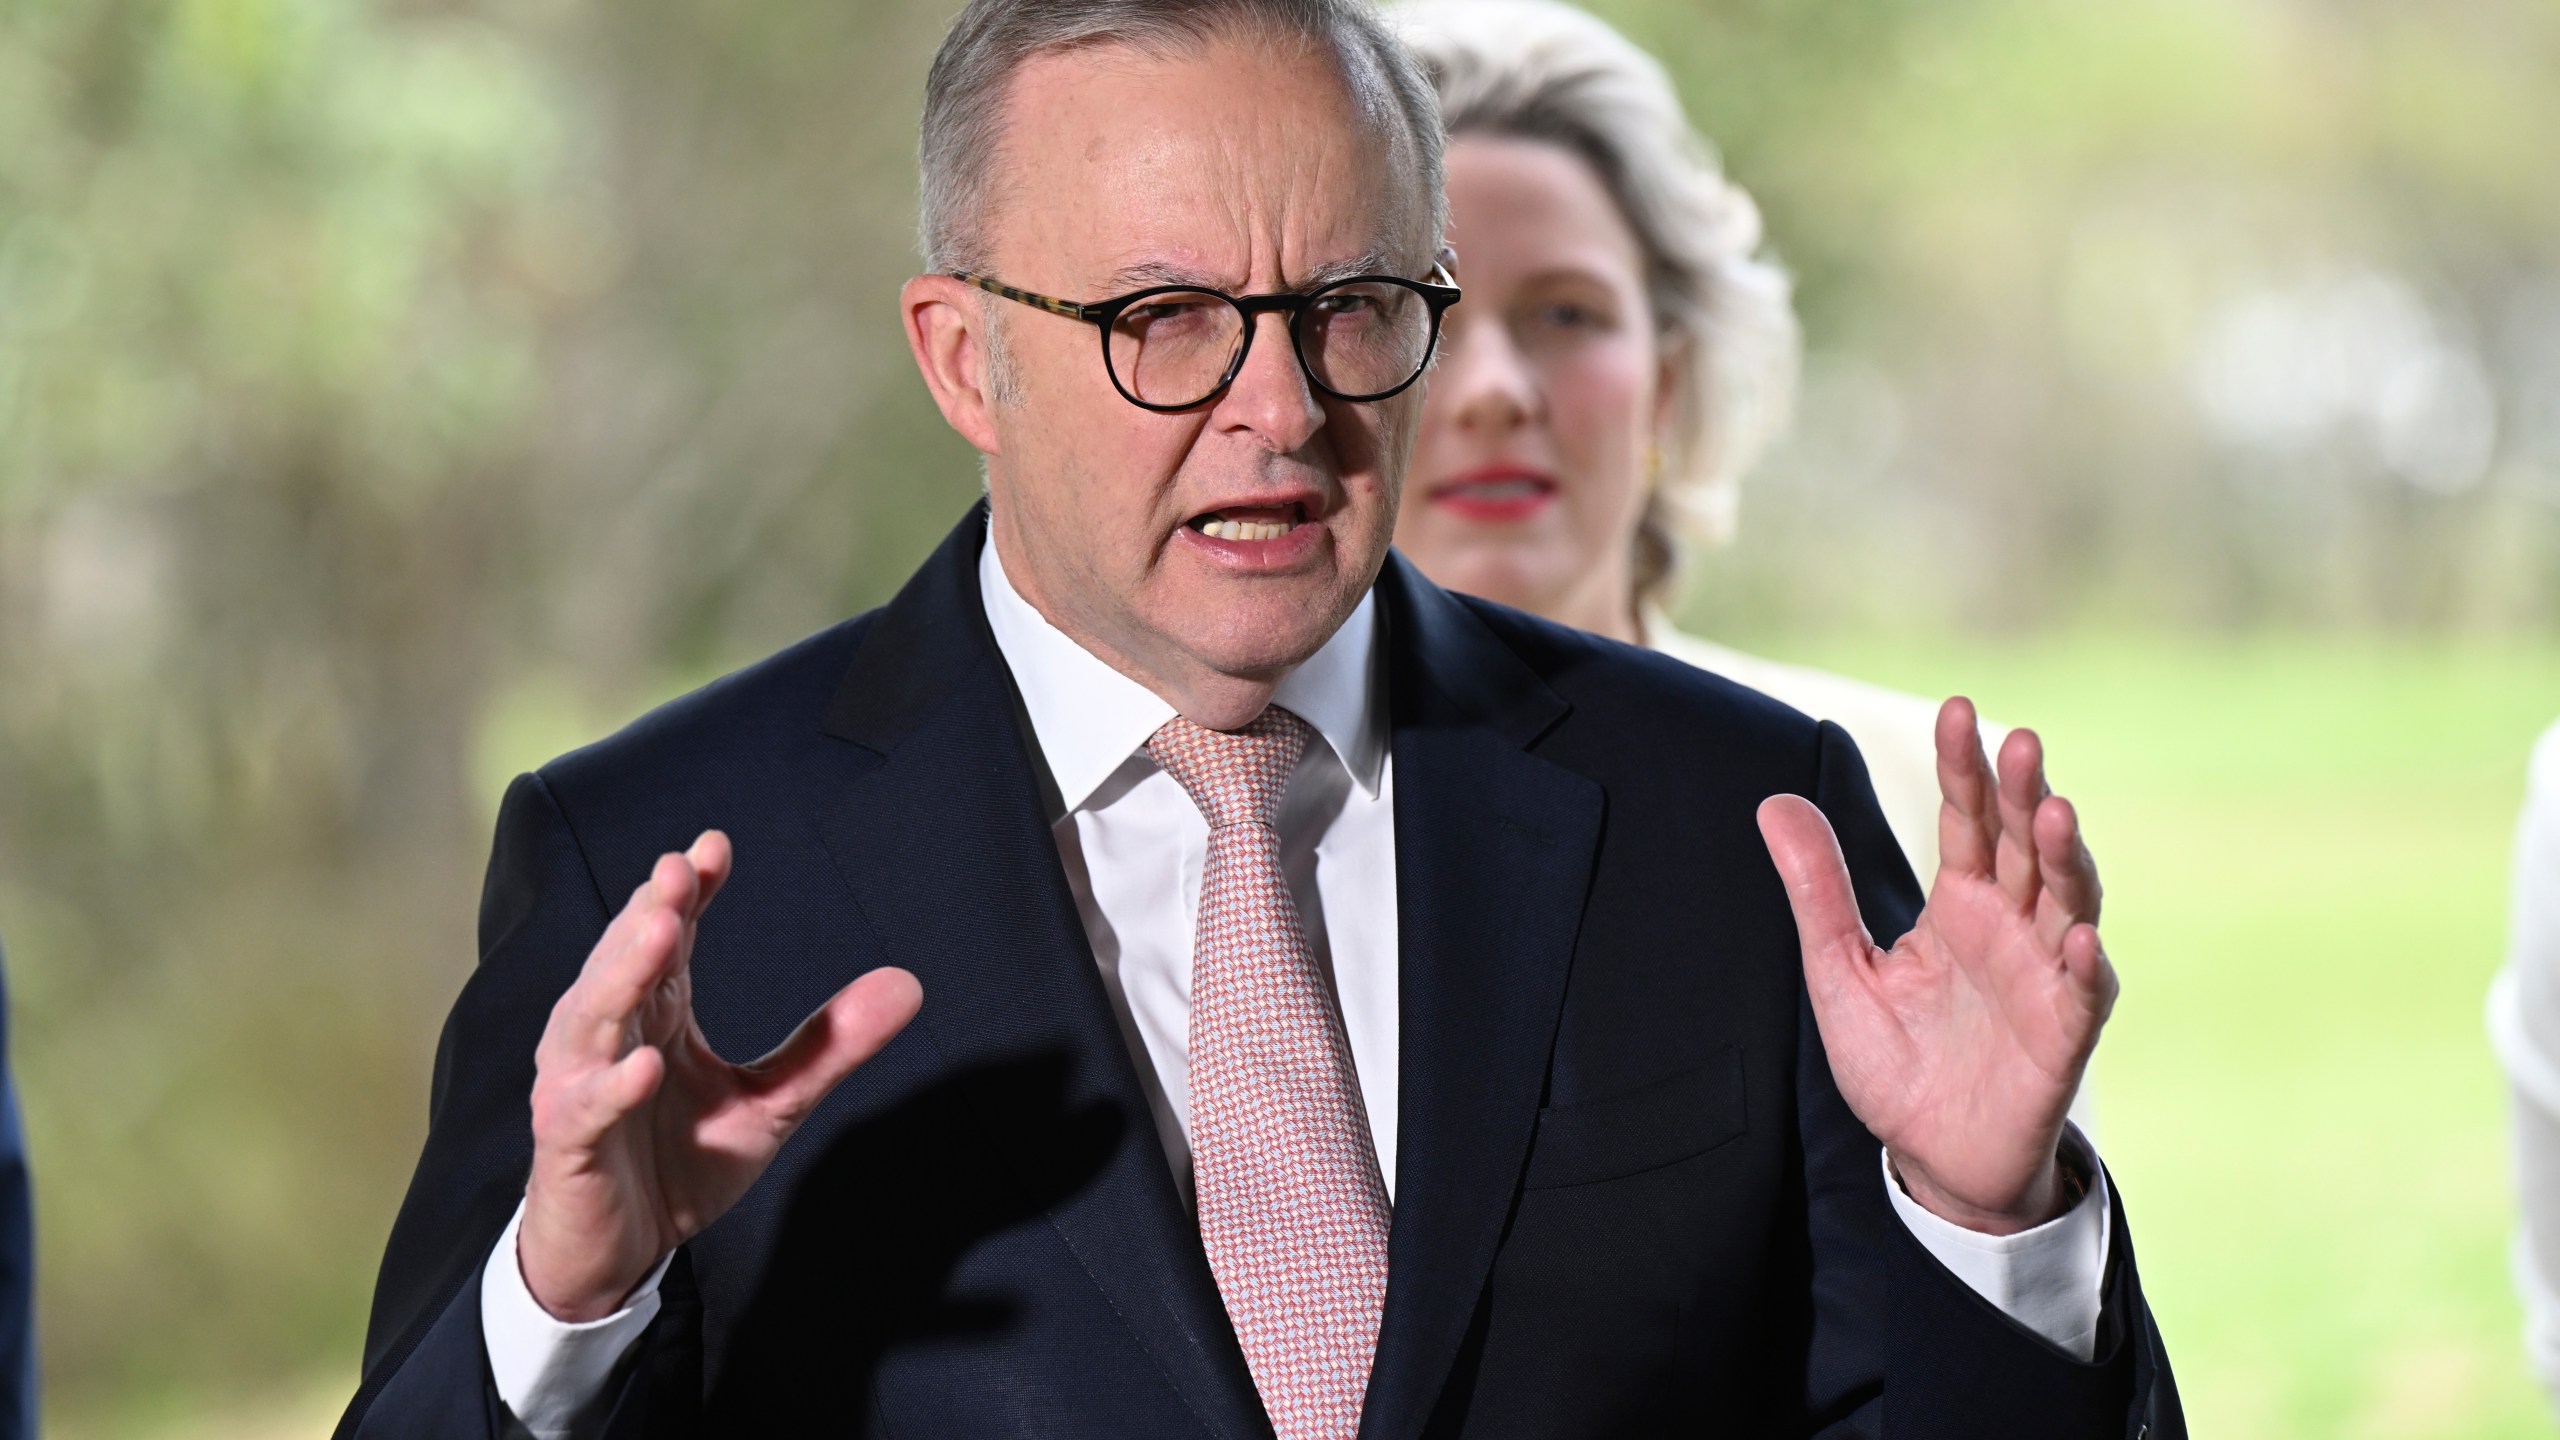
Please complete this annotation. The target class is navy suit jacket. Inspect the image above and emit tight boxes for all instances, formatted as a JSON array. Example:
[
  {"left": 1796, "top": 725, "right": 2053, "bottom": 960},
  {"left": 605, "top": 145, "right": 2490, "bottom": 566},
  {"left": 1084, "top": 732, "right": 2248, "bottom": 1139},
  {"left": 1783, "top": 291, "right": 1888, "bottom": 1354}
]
[
  {"left": 0, "top": 948, "right": 31, "bottom": 1440},
  {"left": 340, "top": 507, "right": 2182, "bottom": 1438}
]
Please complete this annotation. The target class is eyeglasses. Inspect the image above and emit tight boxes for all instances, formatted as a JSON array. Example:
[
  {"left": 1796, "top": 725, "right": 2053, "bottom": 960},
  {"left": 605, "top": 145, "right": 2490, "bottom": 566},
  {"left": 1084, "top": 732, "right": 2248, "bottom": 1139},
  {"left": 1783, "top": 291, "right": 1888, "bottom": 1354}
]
[{"left": 952, "top": 260, "right": 1462, "bottom": 413}]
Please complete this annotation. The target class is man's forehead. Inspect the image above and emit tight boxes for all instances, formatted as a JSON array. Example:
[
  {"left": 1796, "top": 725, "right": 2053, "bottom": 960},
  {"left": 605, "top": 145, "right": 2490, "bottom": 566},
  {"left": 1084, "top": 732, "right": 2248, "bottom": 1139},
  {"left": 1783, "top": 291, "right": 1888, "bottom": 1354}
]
[{"left": 989, "top": 35, "right": 1428, "bottom": 286}]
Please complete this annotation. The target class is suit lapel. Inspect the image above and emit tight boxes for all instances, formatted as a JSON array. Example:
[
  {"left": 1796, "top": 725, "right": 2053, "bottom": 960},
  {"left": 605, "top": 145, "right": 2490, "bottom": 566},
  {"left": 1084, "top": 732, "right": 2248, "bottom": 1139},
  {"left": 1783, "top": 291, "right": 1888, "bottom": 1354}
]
[
  {"left": 801, "top": 521, "right": 1601, "bottom": 1440},
  {"left": 1360, "top": 557, "right": 1604, "bottom": 1440},
  {"left": 809, "top": 509, "right": 1269, "bottom": 1440}
]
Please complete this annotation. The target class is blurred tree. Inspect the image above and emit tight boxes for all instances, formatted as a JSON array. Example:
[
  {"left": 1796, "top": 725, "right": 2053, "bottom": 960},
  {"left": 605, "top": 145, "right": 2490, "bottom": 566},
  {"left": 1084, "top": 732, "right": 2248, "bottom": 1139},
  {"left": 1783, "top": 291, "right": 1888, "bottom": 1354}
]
[
  {"left": 0, "top": 0, "right": 597, "bottom": 1413},
  {"left": 1649, "top": 0, "right": 2560, "bottom": 640}
]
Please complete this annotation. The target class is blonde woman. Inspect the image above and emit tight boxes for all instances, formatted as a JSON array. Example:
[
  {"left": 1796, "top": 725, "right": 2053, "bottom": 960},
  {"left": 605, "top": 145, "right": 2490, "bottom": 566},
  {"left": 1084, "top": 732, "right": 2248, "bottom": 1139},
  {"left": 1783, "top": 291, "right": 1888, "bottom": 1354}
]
[{"left": 1391, "top": 0, "right": 1989, "bottom": 882}]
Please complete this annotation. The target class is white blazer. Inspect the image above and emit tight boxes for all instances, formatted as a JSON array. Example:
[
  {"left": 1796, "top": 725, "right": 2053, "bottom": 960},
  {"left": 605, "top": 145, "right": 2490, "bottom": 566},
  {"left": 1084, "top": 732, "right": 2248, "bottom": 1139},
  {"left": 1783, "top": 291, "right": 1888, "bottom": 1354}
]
[
  {"left": 2490, "top": 720, "right": 2560, "bottom": 1411},
  {"left": 1644, "top": 616, "right": 2006, "bottom": 882}
]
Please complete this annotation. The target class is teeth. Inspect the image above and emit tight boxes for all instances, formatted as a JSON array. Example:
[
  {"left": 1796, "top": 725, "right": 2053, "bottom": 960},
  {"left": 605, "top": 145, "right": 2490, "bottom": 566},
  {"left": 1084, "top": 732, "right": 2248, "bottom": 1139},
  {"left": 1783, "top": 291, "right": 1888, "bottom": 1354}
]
[{"left": 1201, "top": 518, "right": 1298, "bottom": 542}]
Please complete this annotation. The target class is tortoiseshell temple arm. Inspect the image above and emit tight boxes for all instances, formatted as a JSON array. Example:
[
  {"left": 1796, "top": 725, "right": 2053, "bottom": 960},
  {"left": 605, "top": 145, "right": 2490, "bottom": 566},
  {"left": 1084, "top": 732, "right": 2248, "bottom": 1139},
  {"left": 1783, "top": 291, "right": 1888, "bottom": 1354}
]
[{"left": 950, "top": 271, "right": 1096, "bottom": 323}]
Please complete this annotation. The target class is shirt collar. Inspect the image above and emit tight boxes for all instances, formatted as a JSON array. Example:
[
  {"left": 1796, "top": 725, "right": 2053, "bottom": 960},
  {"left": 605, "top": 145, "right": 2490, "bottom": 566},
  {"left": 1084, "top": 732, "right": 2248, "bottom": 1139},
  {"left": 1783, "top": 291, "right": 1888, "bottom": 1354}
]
[{"left": 977, "top": 524, "right": 1384, "bottom": 814}]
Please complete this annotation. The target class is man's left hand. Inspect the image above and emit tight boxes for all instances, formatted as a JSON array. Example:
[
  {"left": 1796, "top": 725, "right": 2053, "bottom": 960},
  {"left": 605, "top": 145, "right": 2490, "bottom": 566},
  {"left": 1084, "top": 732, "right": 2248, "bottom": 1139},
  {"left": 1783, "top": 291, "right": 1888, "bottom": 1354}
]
[{"left": 1758, "top": 698, "right": 2115, "bottom": 1235}]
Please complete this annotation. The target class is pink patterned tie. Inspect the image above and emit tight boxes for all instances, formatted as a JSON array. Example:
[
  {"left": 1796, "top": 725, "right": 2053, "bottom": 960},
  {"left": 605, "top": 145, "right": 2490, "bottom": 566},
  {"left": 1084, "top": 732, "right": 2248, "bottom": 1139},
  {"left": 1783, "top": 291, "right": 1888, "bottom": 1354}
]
[{"left": 1146, "top": 707, "right": 1392, "bottom": 1440}]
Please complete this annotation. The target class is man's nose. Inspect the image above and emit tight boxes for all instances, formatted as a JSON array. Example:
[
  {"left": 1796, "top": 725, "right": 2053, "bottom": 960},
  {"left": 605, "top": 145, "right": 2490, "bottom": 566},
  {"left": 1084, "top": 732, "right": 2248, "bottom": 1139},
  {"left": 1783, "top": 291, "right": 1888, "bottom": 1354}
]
[
  {"left": 1212, "top": 310, "right": 1325, "bottom": 451},
  {"left": 1441, "top": 319, "right": 1539, "bottom": 434}
]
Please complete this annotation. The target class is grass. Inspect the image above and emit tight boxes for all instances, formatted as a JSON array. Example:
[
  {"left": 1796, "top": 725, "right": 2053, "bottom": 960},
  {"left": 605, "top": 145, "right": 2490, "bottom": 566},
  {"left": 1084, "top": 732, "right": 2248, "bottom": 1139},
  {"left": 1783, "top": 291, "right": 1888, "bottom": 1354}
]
[{"left": 1770, "top": 631, "right": 2560, "bottom": 1437}]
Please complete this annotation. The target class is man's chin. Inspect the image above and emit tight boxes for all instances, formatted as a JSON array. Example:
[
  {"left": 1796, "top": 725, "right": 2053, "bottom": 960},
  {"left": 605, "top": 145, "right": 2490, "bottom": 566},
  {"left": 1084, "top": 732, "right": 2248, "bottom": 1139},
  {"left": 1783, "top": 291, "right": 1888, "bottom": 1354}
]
[
  {"left": 1186, "top": 632, "right": 1334, "bottom": 683},
  {"left": 1165, "top": 602, "right": 1352, "bottom": 683}
]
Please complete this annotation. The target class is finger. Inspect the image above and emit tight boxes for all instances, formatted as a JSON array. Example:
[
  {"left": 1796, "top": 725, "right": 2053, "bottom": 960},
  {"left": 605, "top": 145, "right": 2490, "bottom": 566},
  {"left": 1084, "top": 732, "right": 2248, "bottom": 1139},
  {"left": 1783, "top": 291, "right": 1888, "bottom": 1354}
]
[
  {"left": 535, "top": 1043, "right": 666, "bottom": 1154},
  {"left": 1934, "top": 698, "right": 2000, "bottom": 879},
  {"left": 569, "top": 845, "right": 719, "bottom": 1043},
  {"left": 645, "top": 849, "right": 700, "bottom": 919},
  {"left": 544, "top": 865, "right": 691, "bottom": 1068},
  {"left": 739, "top": 967, "right": 926, "bottom": 1125},
  {"left": 1757, "top": 796, "right": 1880, "bottom": 1003},
  {"left": 2061, "top": 924, "right": 2118, "bottom": 1034},
  {"left": 578, "top": 1044, "right": 668, "bottom": 1141},
  {"left": 684, "top": 830, "right": 734, "bottom": 922},
  {"left": 2032, "top": 794, "right": 2102, "bottom": 947},
  {"left": 570, "top": 874, "right": 668, "bottom": 993},
  {"left": 1993, "top": 727, "right": 2049, "bottom": 910},
  {"left": 641, "top": 849, "right": 719, "bottom": 987}
]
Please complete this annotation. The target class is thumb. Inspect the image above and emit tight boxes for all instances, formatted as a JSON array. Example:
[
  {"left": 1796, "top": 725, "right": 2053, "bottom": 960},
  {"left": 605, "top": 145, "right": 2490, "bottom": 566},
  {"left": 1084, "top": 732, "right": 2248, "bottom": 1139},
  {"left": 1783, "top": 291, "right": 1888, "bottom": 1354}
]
[
  {"left": 739, "top": 967, "right": 924, "bottom": 1125},
  {"left": 1757, "top": 795, "right": 1876, "bottom": 971}
]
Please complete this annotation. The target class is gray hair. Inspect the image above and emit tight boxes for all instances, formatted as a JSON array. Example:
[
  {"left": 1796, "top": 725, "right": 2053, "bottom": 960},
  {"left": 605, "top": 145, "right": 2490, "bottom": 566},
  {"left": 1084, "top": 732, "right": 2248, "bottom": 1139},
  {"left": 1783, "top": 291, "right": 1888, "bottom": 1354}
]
[
  {"left": 920, "top": 0, "right": 1448, "bottom": 275},
  {"left": 1390, "top": 0, "right": 1801, "bottom": 600}
]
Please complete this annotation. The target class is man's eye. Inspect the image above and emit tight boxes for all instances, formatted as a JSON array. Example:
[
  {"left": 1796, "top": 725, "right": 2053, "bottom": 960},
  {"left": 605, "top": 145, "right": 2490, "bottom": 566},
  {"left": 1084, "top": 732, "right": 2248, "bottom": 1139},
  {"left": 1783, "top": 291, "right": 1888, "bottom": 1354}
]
[{"left": 1316, "top": 293, "right": 1382, "bottom": 317}]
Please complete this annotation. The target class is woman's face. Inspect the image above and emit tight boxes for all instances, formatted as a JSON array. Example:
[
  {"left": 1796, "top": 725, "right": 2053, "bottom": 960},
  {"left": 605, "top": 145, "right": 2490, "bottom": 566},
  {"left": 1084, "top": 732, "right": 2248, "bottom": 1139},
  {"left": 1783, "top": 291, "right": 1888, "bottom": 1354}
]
[{"left": 1399, "top": 135, "right": 1673, "bottom": 639}]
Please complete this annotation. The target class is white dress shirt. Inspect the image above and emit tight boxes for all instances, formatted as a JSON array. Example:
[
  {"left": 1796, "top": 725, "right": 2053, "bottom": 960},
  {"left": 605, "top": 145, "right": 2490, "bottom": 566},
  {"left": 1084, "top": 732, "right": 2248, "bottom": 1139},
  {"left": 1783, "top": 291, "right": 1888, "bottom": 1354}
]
[
  {"left": 982, "top": 535, "right": 1402, "bottom": 1201},
  {"left": 480, "top": 534, "right": 2113, "bottom": 1438},
  {"left": 2490, "top": 719, "right": 2560, "bottom": 1410}
]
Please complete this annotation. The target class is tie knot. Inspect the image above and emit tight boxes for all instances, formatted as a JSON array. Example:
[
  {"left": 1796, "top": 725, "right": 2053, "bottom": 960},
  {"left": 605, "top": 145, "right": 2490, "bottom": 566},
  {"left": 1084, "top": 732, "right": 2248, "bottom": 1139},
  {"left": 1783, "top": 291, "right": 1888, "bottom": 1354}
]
[{"left": 1145, "top": 707, "right": 1311, "bottom": 831}]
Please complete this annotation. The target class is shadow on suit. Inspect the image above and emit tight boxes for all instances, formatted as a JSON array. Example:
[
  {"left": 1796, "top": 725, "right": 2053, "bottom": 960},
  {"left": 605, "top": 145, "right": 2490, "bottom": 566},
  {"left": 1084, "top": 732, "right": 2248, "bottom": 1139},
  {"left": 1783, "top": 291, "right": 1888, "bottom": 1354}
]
[{"left": 700, "top": 1055, "right": 1126, "bottom": 1427}]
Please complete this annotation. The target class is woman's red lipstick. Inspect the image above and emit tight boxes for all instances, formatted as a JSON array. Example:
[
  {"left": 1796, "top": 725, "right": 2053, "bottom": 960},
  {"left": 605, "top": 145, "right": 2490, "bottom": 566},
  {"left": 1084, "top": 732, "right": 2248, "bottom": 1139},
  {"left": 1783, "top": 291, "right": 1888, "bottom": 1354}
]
[{"left": 1426, "top": 465, "right": 1559, "bottom": 523}]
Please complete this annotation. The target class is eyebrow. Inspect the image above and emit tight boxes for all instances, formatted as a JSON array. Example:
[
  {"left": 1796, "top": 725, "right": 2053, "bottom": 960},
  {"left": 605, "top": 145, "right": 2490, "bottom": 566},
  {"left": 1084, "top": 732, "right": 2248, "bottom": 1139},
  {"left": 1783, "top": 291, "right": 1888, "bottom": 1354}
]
[{"left": 1098, "top": 247, "right": 1406, "bottom": 296}]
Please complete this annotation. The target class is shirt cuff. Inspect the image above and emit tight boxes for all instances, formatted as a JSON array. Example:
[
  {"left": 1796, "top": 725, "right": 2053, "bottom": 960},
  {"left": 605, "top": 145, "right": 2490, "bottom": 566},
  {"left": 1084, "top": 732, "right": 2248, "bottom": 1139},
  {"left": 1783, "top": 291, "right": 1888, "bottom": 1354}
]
[
  {"left": 1881, "top": 1124, "right": 2112, "bottom": 1361},
  {"left": 480, "top": 1199, "right": 674, "bottom": 1440}
]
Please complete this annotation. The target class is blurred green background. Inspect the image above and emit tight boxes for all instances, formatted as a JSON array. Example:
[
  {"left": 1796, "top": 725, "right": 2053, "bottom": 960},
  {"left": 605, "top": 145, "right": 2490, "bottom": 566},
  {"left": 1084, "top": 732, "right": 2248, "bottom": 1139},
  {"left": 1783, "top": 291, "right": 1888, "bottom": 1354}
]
[{"left": 2, "top": 0, "right": 2557, "bottom": 1434}]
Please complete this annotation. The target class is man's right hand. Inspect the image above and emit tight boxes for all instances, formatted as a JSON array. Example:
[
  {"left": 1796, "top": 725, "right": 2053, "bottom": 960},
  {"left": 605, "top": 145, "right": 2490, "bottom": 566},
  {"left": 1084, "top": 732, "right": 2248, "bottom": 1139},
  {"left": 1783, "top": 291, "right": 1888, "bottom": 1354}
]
[{"left": 518, "top": 830, "right": 923, "bottom": 1321}]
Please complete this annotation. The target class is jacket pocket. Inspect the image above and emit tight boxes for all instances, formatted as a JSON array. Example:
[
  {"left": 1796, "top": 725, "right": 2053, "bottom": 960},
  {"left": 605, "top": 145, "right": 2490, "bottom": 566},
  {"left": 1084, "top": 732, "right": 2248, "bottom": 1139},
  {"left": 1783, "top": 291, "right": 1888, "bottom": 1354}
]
[{"left": 1522, "top": 1045, "right": 1748, "bottom": 1189}]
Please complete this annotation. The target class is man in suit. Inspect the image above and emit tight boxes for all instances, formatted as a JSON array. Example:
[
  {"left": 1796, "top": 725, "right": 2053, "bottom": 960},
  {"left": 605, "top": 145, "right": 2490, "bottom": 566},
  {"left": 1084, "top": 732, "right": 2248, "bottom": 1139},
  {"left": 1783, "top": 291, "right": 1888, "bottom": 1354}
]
[
  {"left": 339, "top": 1, "right": 2181, "bottom": 1435},
  {"left": 0, "top": 942, "right": 31, "bottom": 1440}
]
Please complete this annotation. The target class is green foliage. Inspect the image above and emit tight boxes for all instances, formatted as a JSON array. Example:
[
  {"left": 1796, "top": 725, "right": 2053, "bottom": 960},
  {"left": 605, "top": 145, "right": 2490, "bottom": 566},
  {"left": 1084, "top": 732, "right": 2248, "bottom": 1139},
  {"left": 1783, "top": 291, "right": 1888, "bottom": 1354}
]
[{"left": 0, "top": 0, "right": 592, "bottom": 1419}]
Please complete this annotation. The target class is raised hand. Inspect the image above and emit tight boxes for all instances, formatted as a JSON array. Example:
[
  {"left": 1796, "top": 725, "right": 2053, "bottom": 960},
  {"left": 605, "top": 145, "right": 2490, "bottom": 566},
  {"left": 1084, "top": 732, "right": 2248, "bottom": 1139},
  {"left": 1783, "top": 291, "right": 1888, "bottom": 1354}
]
[
  {"left": 517, "top": 831, "right": 923, "bottom": 1320},
  {"left": 1757, "top": 699, "right": 2115, "bottom": 1234}
]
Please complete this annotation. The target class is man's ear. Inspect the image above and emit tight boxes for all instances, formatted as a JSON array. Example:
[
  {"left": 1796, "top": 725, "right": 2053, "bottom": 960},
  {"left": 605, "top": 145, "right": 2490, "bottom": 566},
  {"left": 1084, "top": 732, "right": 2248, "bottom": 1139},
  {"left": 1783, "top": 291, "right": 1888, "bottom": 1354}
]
[{"left": 902, "top": 274, "right": 1002, "bottom": 456}]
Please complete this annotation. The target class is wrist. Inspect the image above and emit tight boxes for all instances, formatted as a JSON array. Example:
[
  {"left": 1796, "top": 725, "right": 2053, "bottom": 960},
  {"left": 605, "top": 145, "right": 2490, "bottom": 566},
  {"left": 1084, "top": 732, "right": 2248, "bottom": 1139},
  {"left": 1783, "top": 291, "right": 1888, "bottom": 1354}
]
[
  {"left": 517, "top": 1187, "right": 653, "bottom": 1323},
  {"left": 1886, "top": 1145, "right": 2082, "bottom": 1236}
]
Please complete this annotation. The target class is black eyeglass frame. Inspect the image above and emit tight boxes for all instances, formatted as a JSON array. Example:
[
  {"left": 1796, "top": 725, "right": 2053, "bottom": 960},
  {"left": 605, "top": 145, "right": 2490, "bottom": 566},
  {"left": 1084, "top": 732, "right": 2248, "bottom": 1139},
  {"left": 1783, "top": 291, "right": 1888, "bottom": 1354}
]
[{"left": 951, "top": 258, "right": 1462, "bottom": 413}]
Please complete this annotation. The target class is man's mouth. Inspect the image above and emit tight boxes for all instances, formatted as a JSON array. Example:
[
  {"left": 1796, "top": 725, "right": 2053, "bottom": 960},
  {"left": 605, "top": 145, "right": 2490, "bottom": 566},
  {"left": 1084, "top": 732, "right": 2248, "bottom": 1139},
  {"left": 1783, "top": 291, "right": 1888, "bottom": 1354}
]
[{"left": 1187, "top": 502, "right": 1307, "bottom": 542}]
